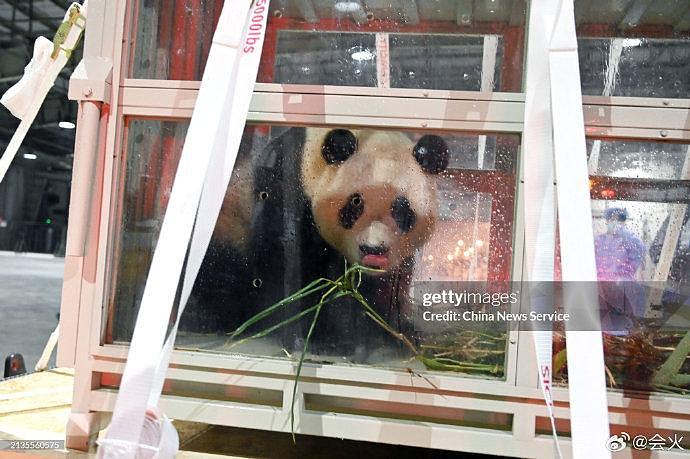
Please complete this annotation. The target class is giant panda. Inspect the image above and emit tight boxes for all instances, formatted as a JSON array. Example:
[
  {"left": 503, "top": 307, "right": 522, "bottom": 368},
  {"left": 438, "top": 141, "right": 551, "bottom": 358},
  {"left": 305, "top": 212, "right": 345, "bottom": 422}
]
[{"left": 184, "top": 126, "right": 449, "bottom": 362}]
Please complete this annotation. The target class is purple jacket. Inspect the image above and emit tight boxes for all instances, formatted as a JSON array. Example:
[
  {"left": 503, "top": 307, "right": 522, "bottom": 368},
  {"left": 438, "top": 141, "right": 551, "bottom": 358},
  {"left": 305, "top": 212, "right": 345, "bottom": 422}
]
[{"left": 594, "top": 228, "right": 645, "bottom": 281}]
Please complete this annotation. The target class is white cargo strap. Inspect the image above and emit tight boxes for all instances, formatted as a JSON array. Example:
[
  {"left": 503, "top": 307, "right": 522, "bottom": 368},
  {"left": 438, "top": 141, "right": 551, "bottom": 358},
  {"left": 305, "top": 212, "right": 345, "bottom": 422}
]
[
  {"left": 549, "top": 1, "right": 611, "bottom": 458},
  {"left": 97, "top": 1, "right": 270, "bottom": 458},
  {"left": 522, "top": 1, "right": 560, "bottom": 455},
  {"left": 149, "top": 0, "right": 271, "bottom": 410},
  {"left": 524, "top": 1, "right": 611, "bottom": 457},
  {"left": 0, "top": 2, "right": 87, "bottom": 184}
]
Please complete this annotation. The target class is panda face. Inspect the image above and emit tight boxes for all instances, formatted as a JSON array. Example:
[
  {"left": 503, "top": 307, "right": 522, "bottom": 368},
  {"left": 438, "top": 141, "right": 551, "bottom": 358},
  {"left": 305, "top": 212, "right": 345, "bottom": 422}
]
[{"left": 302, "top": 128, "right": 448, "bottom": 272}]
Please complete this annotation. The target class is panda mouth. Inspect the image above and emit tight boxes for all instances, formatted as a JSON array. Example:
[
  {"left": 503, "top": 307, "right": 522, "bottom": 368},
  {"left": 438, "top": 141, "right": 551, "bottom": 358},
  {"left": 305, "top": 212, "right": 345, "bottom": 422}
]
[{"left": 361, "top": 254, "right": 390, "bottom": 270}]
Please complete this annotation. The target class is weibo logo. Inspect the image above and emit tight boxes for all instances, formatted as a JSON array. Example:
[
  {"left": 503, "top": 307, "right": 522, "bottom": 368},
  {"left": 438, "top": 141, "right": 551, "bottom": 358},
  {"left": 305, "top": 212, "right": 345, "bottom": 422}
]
[{"left": 605, "top": 432, "right": 630, "bottom": 451}]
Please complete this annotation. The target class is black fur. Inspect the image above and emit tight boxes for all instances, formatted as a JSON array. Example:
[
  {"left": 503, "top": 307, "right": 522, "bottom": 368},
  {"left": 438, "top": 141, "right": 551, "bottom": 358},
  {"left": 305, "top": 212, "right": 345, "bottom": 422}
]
[
  {"left": 184, "top": 128, "right": 417, "bottom": 361},
  {"left": 413, "top": 134, "right": 449, "bottom": 174},
  {"left": 321, "top": 129, "right": 358, "bottom": 164},
  {"left": 339, "top": 193, "right": 364, "bottom": 229},
  {"left": 391, "top": 196, "right": 416, "bottom": 233}
]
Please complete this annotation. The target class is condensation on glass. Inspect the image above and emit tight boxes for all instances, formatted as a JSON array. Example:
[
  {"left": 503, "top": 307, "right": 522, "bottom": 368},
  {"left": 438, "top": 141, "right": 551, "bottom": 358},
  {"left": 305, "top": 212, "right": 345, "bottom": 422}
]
[
  {"left": 553, "top": 139, "right": 690, "bottom": 396},
  {"left": 128, "top": 0, "right": 526, "bottom": 92},
  {"left": 106, "top": 120, "right": 186, "bottom": 340},
  {"left": 107, "top": 119, "right": 519, "bottom": 379},
  {"left": 575, "top": 2, "right": 690, "bottom": 98}
]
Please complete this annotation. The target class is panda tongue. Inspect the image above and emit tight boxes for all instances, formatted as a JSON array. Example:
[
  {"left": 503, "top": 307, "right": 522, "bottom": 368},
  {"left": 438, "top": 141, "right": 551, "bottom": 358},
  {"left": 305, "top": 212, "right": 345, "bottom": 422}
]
[{"left": 362, "top": 254, "right": 389, "bottom": 270}]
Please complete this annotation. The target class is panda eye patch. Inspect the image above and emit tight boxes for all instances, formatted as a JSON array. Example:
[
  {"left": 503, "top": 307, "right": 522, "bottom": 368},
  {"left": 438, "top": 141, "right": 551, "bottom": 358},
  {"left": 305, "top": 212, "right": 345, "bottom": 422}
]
[
  {"left": 322, "top": 129, "right": 357, "bottom": 164},
  {"left": 413, "top": 134, "right": 449, "bottom": 174},
  {"left": 391, "top": 196, "right": 416, "bottom": 233},
  {"left": 339, "top": 193, "right": 364, "bottom": 229}
]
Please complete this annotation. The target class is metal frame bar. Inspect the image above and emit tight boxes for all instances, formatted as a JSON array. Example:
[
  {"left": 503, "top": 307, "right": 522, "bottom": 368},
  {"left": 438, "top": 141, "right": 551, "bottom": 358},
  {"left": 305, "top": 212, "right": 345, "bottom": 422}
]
[{"left": 644, "top": 148, "right": 690, "bottom": 317}]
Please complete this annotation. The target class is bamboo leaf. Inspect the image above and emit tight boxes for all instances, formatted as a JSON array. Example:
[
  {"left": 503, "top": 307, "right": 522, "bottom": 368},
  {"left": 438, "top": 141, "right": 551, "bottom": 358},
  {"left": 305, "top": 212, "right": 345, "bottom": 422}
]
[
  {"left": 229, "top": 303, "right": 321, "bottom": 347},
  {"left": 230, "top": 278, "right": 332, "bottom": 338},
  {"left": 290, "top": 291, "right": 347, "bottom": 441},
  {"left": 553, "top": 348, "right": 567, "bottom": 375},
  {"left": 653, "top": 331, "right": 690, "bottom": 386}
]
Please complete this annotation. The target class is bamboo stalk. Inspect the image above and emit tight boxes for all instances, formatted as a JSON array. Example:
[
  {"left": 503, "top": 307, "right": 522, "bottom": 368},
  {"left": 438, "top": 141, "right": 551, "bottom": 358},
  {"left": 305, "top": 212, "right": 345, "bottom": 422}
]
[{"left": 653, "top": 331, "right": 690, "bottom": 386}]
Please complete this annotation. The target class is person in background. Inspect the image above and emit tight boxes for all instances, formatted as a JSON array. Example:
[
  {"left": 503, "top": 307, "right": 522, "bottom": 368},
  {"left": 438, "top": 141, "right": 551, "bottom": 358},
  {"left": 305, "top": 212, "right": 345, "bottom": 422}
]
[
  {"left": 594, "top": 207, "right": 646, "bottom": 334},
  {"left": 649, "top": 207, "right": 690, "bottom": 305}
]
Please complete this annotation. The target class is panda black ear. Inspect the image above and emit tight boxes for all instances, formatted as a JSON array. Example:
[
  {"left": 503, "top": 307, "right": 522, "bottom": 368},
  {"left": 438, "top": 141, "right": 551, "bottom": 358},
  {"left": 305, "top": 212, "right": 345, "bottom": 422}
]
[
  {"left": 322, "top": 129, "right": 357, "bottom": 164},
  {"left": 413, "top": 135, "right": 449, "bottom": 174}
]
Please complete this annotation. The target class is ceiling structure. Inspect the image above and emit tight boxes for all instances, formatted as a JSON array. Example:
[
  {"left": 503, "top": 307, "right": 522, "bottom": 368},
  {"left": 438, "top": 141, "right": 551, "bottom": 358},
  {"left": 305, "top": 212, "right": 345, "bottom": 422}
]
[
  {"left": 0, "top": 1, "right": 82, "bottom": 253},
  {"left": 1, "top": 0, "right": 689, "bottom": 170}
]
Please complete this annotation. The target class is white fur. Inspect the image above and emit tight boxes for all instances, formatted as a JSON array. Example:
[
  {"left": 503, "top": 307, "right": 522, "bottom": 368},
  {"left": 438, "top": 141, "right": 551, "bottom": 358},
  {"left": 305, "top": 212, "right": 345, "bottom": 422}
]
[{"left": 302, "top": 128, "right": 440, "bottom": 270}]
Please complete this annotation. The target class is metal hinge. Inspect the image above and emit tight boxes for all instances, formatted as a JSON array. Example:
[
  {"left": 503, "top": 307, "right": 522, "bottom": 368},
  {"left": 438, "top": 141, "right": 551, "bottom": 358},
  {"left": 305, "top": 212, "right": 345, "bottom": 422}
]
[{"left": 68, "top": 56, "right": 113, "bottom": 104}]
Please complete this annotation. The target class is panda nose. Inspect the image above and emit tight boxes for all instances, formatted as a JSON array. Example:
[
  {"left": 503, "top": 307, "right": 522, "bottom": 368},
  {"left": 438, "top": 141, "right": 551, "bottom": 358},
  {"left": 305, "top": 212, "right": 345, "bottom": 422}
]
[{"left": 359, "top": 244, "right": 389, "bottom": 256}]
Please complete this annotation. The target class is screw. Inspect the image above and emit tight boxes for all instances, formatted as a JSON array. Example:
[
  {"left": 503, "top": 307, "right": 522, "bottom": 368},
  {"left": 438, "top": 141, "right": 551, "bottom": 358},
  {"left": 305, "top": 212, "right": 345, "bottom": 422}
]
[
  {"left": 662, "top": 99, "right": 670, "bottom": 106},
  {"left": 421, "top": 122, "right": 428, "bottom": 127},
  {"left": 660, "top": 130, "right": 668, "bottom": 137},
  {"left": 83, "top": 87, "right": 93, "bottom": 97},
  {"left": 423, "top": 91, "right": 429, "bottom": 98}
]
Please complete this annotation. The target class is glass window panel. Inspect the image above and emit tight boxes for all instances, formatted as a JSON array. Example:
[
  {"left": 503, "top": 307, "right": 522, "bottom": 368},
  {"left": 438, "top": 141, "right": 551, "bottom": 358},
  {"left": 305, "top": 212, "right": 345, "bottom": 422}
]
[
  {"left": 107, "top": 120, "right": 186, "bottom": 339},
  {"left": 554, "top": 139, "right": 690, "bottom": 397},
  {"left": 587, "top": 139, "right": 690, "bottom": 180},
  {"left": 575, "top": 1, "right": 690, "bottom": 98},
  {"left": 578, "top": 38, "right": 690, "bottom": 98},
  {"left": 108, "top": 119, "right": 519, "bottom": 380},
  {"left": 128, "top": 0, "right": 526, "bottom": 91},
  {"left": 129, "top": 0, "right": 220, "bottom": 80},
  {"left": 389, "top": 34, "right": 503, "bottom": 91},
  {"left": 273, "top": 31, "right": 378, "bottom": 86},
  {"left": 413, "top": 189, "right": 493, "bottom": 281}
]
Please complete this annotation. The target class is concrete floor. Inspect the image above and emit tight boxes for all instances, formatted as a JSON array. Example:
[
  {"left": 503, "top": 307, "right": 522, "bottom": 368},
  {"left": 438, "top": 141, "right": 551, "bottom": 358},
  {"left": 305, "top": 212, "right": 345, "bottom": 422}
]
[
  {"left": 0, "top": 252, "right": 63, "bottom": 374},
  {"left": 0, "top": 254, "right": 491, "bottom": 457}
]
